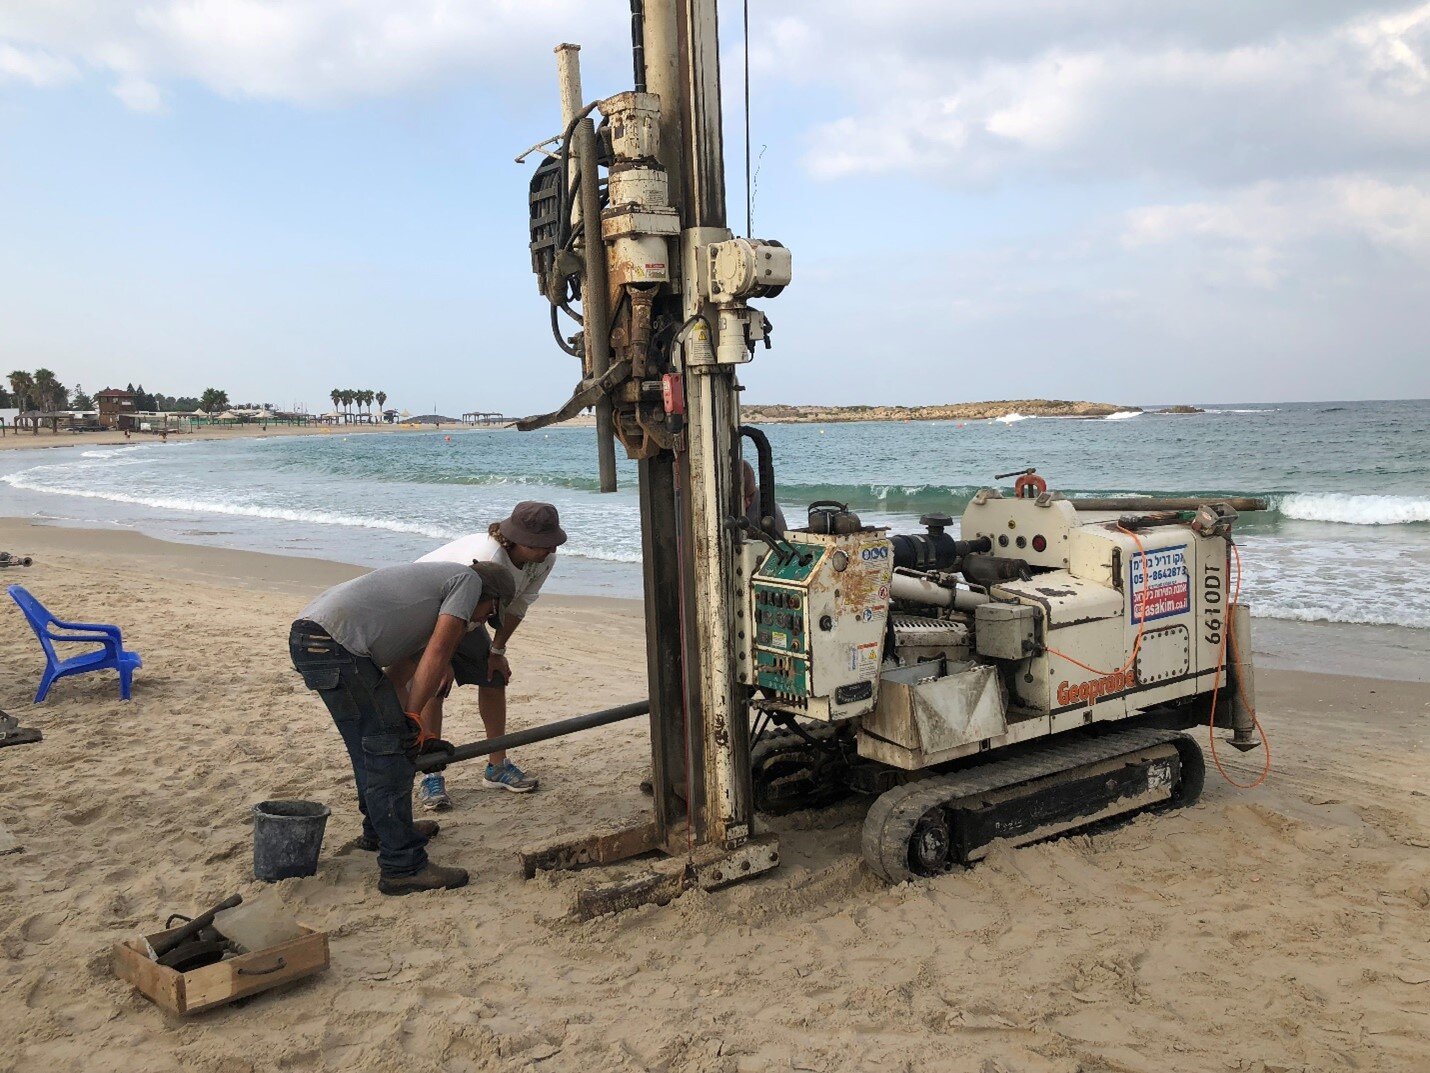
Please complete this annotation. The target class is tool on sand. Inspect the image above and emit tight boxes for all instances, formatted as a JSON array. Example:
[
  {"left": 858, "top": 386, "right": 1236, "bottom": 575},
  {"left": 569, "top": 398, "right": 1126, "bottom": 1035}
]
[
  {"left": 0, "top": 552, "right": 33, "bottom": 568},
  {"left": 0, "top": 711, "right": 42, "bottom": 749}
]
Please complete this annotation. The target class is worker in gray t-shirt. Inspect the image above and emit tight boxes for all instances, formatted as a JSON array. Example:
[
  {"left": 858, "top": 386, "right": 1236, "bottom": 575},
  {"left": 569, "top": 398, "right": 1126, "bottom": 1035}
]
[{"left": 290, "top": 560, "right": 516, "bottom": 897}]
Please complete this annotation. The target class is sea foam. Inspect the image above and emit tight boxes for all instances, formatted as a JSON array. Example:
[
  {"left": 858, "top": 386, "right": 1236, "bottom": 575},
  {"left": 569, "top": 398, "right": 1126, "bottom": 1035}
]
[
  {"left": 1278, "top": 493, "right": 1430, "bottom": 526},
  {"left": 0, "top": 471, "right": 454, "bottom": 539}
]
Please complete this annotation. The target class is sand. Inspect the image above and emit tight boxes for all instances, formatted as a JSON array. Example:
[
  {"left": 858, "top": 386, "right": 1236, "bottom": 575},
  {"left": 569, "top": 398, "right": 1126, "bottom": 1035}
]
[{"left": 0, "top": 519, "right": 1426, "bottom": 1073}]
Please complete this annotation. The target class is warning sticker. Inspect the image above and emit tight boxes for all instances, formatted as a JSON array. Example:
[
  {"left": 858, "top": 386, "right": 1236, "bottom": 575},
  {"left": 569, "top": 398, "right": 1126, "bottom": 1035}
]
[
  {"left": 848, "top": 642, "right": 881, "bottom": 681},
  {"left": 1130, "top": 544, "right": 1190, "bottom": 624}
]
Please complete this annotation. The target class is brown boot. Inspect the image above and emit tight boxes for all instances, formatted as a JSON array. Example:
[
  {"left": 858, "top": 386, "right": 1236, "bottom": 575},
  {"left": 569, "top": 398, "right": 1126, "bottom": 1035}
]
[
  {"left": 355, "top": 820, "right": 439, "bottom": 853},
  {"left": 378, "top": 861, "right": 469, "bottom": 896}
]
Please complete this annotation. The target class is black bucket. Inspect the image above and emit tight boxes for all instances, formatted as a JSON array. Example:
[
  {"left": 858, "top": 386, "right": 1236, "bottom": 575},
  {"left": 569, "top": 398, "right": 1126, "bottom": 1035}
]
[{"left": 252, "top": 799, "right": 331, "bottom": 881}]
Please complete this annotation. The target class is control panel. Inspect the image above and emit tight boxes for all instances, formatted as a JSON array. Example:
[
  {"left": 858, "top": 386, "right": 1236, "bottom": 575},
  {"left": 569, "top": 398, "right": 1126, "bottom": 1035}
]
[{"left": 745, "top": 529, "right": 893, "bottom": 722}]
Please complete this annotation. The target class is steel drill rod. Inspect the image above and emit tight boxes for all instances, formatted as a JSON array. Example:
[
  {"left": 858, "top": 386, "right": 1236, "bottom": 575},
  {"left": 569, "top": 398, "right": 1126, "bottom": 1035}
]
[
  {"left": 1068, "top": 496, "right": 1269, "bottom": 513},
  {"left": 414, "top": 700, "right": 651, "bottom": 772}
]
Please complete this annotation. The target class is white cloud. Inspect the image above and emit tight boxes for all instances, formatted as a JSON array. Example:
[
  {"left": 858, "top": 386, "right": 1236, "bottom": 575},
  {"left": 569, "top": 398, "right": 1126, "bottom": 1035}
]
[
  {"left": 0, "top": 1, "right": 616, "bottom": 109},
  {"left": 0, "top": 42, "right": 78, "bottom": 87},
  {"left": 785, "top": 3, "right": 1430, "bottom": 186},
  {"left": 1131, "top": 178, "right": 1429, "bottom": 247},
  {"left": 112, "top": 75, "right": 163, "bottom": 112}
]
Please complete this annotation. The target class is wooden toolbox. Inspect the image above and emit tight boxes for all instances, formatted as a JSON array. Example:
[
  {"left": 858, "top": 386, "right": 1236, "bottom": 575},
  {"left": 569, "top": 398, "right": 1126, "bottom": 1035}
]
[{"left": 113, "top": 923, "right": 329, "bottom": 1015}]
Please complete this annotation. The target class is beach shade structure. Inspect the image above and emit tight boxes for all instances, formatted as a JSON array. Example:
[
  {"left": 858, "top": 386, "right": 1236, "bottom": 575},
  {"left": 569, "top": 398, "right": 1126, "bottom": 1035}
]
[{"left": 6, "top": 585, "right": 142, "bottom": 702}]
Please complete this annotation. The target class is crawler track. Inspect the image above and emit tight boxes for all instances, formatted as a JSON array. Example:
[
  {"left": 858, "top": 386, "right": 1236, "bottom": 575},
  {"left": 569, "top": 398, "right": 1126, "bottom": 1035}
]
[{"left": 862, "top": 727, "right": 1204, "bottom": 883}]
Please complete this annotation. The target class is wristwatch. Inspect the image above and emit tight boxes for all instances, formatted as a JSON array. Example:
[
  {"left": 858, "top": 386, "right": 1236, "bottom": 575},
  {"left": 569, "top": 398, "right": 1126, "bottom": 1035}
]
[{"left": 490, "top": 646, "right": 507, "bottom": 656}]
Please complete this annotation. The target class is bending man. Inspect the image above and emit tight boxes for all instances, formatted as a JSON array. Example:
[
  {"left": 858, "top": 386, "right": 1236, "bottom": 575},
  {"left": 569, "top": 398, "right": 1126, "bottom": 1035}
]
[
  {"left": 289, "top": 560, "right": 516, "bottom": 895},
  {"left": 411, "top": 501, "right": 567, "bottom": 808}
]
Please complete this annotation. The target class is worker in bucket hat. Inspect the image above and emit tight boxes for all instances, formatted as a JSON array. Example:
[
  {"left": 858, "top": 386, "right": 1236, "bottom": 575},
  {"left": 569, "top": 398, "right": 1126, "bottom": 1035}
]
[{"left": 408, "top": 501, "right": 568, "bottom": 809}]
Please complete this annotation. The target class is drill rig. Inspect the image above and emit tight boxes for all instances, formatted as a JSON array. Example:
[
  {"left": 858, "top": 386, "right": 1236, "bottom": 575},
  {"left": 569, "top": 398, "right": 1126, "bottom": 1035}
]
[{"left": 497, "top": 2, "right": 1263, "bottom": 915}]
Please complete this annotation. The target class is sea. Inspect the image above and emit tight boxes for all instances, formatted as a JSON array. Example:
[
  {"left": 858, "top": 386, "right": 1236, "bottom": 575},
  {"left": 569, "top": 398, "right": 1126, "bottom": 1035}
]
[{"left": 2, "top": 398, "right": 1426, "bottom": 679}]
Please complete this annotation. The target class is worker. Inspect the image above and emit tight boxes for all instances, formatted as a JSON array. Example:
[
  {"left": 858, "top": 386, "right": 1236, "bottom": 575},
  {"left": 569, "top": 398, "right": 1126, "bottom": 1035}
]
[
  {"left": 409, "top": 501, "right": 567, "bottom": 809},
  {"left": 742, "top": 459, "right": 788, "bottom": 532},
  {"left": 289, "top": 559, "right": 517, "bottom": 896}
]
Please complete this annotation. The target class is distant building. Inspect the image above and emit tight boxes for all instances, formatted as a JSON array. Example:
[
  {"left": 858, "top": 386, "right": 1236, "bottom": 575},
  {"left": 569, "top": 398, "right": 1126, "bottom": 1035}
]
[{"left": 95, "top": 389, "right": 138, "bottom": 429}]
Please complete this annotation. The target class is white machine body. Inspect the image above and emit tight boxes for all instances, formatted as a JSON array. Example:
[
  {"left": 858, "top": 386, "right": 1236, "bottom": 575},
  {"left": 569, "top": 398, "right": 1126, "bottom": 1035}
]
[{"left": 747, "top": 491, "right": 1248, "bottom": 771}]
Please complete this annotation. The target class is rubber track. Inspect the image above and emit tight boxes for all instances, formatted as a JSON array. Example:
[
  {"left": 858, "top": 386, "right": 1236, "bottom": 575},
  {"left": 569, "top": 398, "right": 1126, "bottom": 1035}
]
[{"left": 861, "top": 727, "right": 1192, "bottom": 883}]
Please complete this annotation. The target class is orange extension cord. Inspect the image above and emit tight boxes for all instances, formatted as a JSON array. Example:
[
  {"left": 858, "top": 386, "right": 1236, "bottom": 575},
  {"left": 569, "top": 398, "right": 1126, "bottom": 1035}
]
[
  {"left": 1044, "top": 527, "right": 1271, "bottom": 788},
  {"left": 1044, "top": 524, "right": 1150, "bottom": 680}
]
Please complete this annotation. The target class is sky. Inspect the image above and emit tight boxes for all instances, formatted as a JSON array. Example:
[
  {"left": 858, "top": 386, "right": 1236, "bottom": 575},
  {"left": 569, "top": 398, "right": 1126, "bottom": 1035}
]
[{"left": 1, "top": 1, "right": 1428, "bottom": 414}]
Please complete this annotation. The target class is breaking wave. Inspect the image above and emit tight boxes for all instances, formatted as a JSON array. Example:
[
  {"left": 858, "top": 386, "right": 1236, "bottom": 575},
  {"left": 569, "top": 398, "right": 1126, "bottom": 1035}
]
[
  {"left": 1104, "top": 410, "right": 1141, "bottom": 420},
  {"left": 1277, "top": 493, "right": 1430, "bottom": 526},
  {"left": 1249, "top": 602, "right": 1430, "bottom": 630},
  {"left": 995, "top": 412, "right": 1030, "bottom": 424},
  {"left": 0, "top": 471, "right": 455, "bottom": 539}
]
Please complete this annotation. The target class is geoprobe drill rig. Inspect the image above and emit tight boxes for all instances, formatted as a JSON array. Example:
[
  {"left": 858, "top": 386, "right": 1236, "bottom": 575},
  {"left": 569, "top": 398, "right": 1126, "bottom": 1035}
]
[{"left": 417, "top": 1, "right": 1265, "bottom": 916}]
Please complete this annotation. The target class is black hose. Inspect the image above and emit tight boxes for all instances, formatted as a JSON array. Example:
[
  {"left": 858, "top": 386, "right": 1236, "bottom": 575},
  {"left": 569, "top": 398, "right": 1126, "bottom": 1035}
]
[
  {"left": 739, "top": 425, "right": 777, "bottom": 532},
  {"left": 631, "top": 1, "right": 646, "bottom": 93}
]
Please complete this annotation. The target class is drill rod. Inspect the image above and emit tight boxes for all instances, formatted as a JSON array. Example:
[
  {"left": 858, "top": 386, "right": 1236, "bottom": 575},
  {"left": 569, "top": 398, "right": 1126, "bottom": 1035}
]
[
  {"left": 1068, "top": 496, "right": 1269, "bottom": 513},
  {"left": 414, "top": 700, "right": 651, "bottom": 772}
]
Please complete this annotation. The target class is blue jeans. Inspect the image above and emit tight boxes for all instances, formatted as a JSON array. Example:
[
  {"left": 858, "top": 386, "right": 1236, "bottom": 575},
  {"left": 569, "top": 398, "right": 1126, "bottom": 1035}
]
[{"left": 288, "top": 620, "right": 428, "bottom": 877}]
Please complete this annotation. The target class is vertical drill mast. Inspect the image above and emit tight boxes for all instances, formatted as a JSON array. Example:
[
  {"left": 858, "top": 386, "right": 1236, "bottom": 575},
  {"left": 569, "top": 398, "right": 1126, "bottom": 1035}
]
[{"left": 518, "top": 0, "right": 790, "bottom": 912}]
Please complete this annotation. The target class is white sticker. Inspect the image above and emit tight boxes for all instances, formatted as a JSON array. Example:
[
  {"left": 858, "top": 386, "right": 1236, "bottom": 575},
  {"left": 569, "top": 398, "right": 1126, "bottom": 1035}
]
[{"left": 849, "top": 642, "right": 881, "bottom": 681}]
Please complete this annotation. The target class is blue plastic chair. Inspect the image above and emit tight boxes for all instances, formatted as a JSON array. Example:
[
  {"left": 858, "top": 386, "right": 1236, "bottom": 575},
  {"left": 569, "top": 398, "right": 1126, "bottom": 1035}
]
[{"left": 7, "top": 585, "right": 142, "bottom": 703}]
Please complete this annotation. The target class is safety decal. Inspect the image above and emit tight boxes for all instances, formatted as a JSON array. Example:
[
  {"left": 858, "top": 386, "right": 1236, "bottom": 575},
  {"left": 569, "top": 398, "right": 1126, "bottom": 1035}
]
[
  {"left": 848, "top": 641, "right": 881, "bottom": 681},
  {"left": 1130, "top": 544, "right": 1190, "bottom": 624}
]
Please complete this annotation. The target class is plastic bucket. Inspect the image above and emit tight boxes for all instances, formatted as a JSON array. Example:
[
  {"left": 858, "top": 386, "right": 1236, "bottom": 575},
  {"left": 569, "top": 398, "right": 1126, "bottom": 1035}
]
[{"left": 252, "top": 799, "right": 331, "bottom": 881}]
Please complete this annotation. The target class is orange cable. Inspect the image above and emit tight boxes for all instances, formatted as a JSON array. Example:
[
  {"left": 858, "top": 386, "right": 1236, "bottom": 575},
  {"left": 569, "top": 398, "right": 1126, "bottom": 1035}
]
[{"left": 1043, "top": 525, "right": 1151, "bottom": 692}]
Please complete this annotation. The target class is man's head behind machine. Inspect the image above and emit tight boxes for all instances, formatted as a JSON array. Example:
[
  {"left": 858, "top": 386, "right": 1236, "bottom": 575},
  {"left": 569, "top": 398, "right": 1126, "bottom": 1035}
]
[{"left": 468, "top": 560, "right": 518, "bottom": 627}]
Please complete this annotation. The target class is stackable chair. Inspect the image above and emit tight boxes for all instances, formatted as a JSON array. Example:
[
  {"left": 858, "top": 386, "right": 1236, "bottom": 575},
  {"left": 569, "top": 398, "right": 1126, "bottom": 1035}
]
[{"left": 6, "top": 585, "right": 142, "bottom": 702}]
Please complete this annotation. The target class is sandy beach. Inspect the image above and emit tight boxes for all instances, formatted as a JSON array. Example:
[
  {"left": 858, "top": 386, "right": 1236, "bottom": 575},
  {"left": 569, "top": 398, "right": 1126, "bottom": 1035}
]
[
  {"left": 1, "top": 518, "right": 1426, "bottom": 1073},
  {"left": 0, "top": 423, "right": 463, "bottom": 454},
  {"left": 0, "top": 414, "right": 599, "bottom": 454}
]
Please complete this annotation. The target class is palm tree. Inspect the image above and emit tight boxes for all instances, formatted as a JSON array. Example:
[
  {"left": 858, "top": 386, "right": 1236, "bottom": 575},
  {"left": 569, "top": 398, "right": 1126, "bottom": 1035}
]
[
  {"left": 361, "top": 389, "right": 374, "bottom": 422},
  {"left": 200, "top": 388, "right": 230, "bottom": 414},
  {"left": 32, "top": 369, "right": 60, "bottom": 412},
  {"left": 330, "top": 389, "right": 341, "bottom": 418},
  {"left": 8, "top": 371, "right": 35, "bottom": 411},
  {"left": 376, "top": 390, "right": 387, "bottom": 420},
  {"left": 340, "top": 389, "right": 354, "bottom": 423}
]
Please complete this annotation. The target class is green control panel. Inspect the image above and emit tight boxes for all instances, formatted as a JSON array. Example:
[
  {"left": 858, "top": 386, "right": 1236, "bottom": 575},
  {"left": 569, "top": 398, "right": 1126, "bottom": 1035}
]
[
  {"left": 745, "top": 531, "right": 893, "bottom": 720},
  {"left": 753, "top": 582, "right": 808, "bottom": 694}
]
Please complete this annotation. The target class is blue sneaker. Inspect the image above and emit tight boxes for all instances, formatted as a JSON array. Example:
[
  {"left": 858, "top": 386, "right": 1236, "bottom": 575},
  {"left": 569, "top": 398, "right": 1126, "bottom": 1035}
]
[
  {"left": 482, "top": 759, "right": 539, "bottom": 793},
  {"left": 419, "top": 772, "right": 452, "bottom": 811}
]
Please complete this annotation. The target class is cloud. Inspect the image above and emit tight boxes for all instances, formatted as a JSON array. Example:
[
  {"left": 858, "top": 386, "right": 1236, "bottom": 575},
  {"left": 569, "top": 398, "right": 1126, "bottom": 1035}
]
[
  {"left": 1121, "top": 176, "right": 1430, "bottom": 286},
  {"left": 786, "top": 3, "right": 1430, "bottom": 186},
  {"left": 0, "top": 42, "right": 78, "bottom": 87},
  {"left": 0, "top": 1, "right": 616, "bottom": 109}
]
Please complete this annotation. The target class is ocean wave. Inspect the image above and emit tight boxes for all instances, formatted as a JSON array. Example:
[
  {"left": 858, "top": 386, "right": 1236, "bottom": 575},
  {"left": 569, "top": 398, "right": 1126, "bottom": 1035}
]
[
  {"left": 1104, "top": 410, "right": 1141, "bottom": 421},
  {"left": 81, "top": 446, "right": 142, "bottom": 459},
  {"left": 995, "top": 412, "right": 1030, "bottom": 424},
  {"left": 1277, "top": 493, "right": 1430, "bottom": 526},
  {"left": 0, "top": 472, "right": 456, "bottom": 540},
  {"left": 1250, "top": 602, "right": 1430, "bottom": 630}
]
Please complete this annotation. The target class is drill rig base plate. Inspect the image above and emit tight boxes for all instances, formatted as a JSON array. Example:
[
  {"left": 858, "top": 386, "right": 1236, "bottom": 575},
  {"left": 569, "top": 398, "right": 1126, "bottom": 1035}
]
[
  {"left": 571, "top": 833, "right": 780, "bottom": 920},
  {"left": 519, "top": 820, "right": 663, "bottom": 880}
]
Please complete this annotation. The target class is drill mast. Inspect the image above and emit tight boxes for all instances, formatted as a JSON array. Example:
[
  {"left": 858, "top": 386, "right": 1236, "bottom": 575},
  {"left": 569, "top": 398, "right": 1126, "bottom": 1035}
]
[{"left": 518, "top": 0, "right": 790, "bottom": 913}]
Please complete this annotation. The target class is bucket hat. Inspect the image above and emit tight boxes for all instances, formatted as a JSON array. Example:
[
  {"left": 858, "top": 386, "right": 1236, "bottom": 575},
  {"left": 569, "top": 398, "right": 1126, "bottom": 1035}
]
[{"left": 498, "top": 501, "right": 567, "bottom": 549}]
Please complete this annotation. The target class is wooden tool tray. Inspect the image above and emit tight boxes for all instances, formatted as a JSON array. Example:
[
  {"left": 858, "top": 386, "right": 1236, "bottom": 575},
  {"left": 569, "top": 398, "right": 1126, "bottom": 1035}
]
[{"left": 114, "top": 922, "right": 329, "bottom": 1015}]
